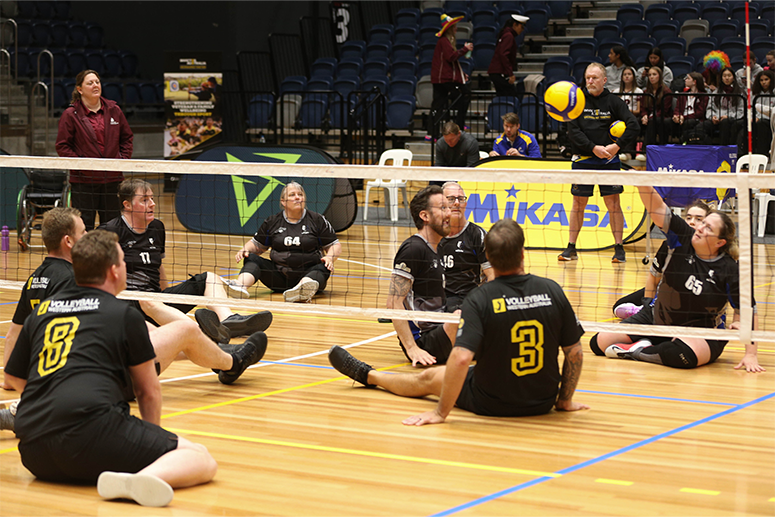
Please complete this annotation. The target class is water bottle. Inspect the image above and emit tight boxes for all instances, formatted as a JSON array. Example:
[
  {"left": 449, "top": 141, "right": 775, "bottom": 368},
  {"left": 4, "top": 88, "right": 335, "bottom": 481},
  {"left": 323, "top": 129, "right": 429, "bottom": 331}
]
[{"left": 1, "top": 226, "right": 9, "bottom": 270}]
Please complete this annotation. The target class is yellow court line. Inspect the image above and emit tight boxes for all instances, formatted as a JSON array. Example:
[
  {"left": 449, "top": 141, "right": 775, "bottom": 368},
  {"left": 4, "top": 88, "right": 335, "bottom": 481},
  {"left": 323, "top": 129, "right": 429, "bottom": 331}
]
[
  {"left": 680, "top": 488, "right": 720, "bottom": 496},
  {"left": 725, "top": 346, "right": 775, "bottom": 353},
  {"left": 165, "top": 426, "right": 559, "bottom": 478},
  {"left": 161, "top": 364, "right": 406, "bottom": 419},
  {"left": 769, "top": 497, "right": 775, "bottom": 502},
  {"left": 0, "top": 446, "right": 18, "bottom": 455},
  {"left": 595, "top": 478, "right": 634, "bottom": 486}
]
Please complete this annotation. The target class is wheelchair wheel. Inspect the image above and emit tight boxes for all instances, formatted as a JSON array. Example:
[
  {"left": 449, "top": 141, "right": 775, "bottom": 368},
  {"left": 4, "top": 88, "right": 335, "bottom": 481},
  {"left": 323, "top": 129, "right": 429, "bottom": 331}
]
[{"left": 16, "top": 187, "right": 31, "bottom": 251}]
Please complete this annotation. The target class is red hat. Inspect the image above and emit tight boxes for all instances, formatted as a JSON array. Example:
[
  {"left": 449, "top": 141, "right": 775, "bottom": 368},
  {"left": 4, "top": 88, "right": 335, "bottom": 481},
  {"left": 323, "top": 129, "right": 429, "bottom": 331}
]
[{"left": 436, "top": 13, "right": 464, "bottom": 37}]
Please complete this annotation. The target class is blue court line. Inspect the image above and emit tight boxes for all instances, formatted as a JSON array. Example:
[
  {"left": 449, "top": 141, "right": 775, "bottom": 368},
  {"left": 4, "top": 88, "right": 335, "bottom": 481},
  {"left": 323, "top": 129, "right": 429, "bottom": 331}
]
[
  {"left": 576, "top": 389, "right": 737, "bottom": 406},
  {"left": 431, "top": 390, "right": 775, "bottom": 517},
  {"left": 260, "top": 360, "right": 334, "bottom": 370}
]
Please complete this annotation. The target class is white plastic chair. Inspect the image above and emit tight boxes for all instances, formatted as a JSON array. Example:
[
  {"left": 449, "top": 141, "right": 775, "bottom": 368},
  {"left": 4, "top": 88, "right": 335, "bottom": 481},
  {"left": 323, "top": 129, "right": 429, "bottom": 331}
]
[
  {"left": 736, "top": 154, "right": 771, "bottom": 237},
  {"left": 364, "top": 149, "right": 412, "bottom": 222}
]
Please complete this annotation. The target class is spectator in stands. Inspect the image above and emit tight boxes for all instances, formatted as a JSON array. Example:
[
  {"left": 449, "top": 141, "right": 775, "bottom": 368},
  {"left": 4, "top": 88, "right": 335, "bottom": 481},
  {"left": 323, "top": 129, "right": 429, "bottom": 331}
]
[
  {"left": 750, "top": 70, "right": 775, "bottom": 156},
  {"left": 706, "top": 67, "right": 744, "bottom": 146},
  {"left": 672, "top": 72, "right": 708, "bottom": 143},
  {"left": 489, "top": 112, "right": 541, "bottom": 158},
  {"left": 636, "top": 47, "right": 674, "bottom": 89},
  {"left": 436, "top": 121, "right": 480, "bottom": 170},
  {"left": 765, "top": 50, "right": 775, "bottom": 71},
  {"left": 487, "top": 14, "right": 529, "bottom": 97},
  {"left": 430, "top": 14, "right": 473, "bottom": 135},
  {"left": 702, "top": 51, "right": 730, "bottom": 93},
  {"left": 641, "top": 67, "right": 673, "bottom": 151},
  {"left": 56, "top": 69, "right": 133, "bottom": 230},
  {"left": 735, "top": 53, "right": 763, "bottom": 90},
  {"left": 605, "top": 45, "right": 635, "bottom": 92},
  {"left": 615, "top": 66, "right": 644, "bottom": 161}
]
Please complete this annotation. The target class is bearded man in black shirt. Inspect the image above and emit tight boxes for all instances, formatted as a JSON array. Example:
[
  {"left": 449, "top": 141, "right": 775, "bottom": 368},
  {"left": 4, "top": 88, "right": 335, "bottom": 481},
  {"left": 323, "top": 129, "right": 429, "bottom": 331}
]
[{"left": 330, "top": 218, "right": 588, "bottom": 425}]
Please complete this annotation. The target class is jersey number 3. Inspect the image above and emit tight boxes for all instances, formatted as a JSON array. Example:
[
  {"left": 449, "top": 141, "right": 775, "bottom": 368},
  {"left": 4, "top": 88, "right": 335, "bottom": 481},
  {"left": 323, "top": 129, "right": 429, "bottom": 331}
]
[
  {"left": 37, "top": 317, "right": 80, "bottom": 377},
  {"left": 510, "top": 320, "right": 544, "bottom": 376}
]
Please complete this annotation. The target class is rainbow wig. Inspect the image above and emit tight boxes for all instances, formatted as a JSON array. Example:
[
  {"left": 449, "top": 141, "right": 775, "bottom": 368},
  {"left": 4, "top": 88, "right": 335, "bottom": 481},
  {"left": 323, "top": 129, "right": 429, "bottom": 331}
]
[{"left": 703, "top": 51, "right": 730, "bottom": 73}]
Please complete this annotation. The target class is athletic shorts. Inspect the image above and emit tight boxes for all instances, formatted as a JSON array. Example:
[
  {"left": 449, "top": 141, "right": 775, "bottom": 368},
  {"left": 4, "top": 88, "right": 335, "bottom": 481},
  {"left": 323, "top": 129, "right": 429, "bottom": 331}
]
[
  {"left": 622, "top": 307, "right": 727, "bottom": 363},
  {"left": 399, "top": 324, "right": 452, "bottom": 364},
  {"left": 571, "top": 160, "right": 624, "bottom": 197},
  {"left": 455, "top": 366, "right": 555, "bottom": 416},
  {"left": 18, "top": 402, "right": 178, "bottom": 483},
  {"left": 163, "top": 272, "right": 208, "bottom": 314}
]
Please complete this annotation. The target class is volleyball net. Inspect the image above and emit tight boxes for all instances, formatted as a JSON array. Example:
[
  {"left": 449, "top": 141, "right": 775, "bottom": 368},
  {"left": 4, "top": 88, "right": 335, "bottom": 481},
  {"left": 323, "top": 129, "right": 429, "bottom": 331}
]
[{"left": 0, "top": 154, "right": 773, "bottom": 347}]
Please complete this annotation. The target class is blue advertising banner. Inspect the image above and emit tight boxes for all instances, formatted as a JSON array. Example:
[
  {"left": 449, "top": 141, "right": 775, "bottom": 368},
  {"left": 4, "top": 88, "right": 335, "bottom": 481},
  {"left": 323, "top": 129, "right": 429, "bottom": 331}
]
[
  {"left": 175, "top": 145, "right": 337, "bottom": 235},
  {"left": 646, "top": 145, "right": 736, "bottom": 207}
]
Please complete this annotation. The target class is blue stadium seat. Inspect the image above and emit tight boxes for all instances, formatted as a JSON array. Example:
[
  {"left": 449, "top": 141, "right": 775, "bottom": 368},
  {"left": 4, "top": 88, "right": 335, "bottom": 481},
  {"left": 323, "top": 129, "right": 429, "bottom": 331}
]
[
  {"left": 597, "top": 39, "right": 627, "bottom": 64},
  {"left": 386, "top": 95, "right": 416, "bottom": 129},
  {"left": 329, "top": 98, "right": 353, "bottom": 129},
  {"left": 569, "top": 39, "right": 597, "bottom": 61},
  {"left": 730, "top": 2, "right": 759, "bottom": 24},
  {"left": 419, "top": 26, "right": 440, "bottom": 46},
  {"left": 365, "top": 41, "right": 392, "bottom": 61},
  {"left": 65, "top": 51, "right": 87, "bottom": 77},
  {"left": 519, "top": 96, "right": 542, "bottom": 134},
  {"left": 124, "top": 83, "right": 141, "bottom": 104},
  {"left": 34, "top": 1, "right": 55, "bottom": 19},
  {"left": 389, "top": 77, "right": 416, "bottom": 98},
  {"left": 362, "top": 75, "right": 388, "bottom": 95},
  {"left": 139, "top": 83, "right": 158, "bottom": 104},
  {"left": 85, "top": 22, "right": 103, "bottom": 48},
  {"left": 333, "top": 76, "right": 360, "bottom": 98},
  {"left": 53, "top": 1, "right": 70, "bottom": 19},
  {"left": 102, "top": 82, "right": 122, "bottom": 104},
  {"left": 659, "top": 38, "right": 687, "bottom": 62},
  {"left": 543, "top": 56, "right": 572, "bottom": 83},
  {"left": 472, "top": 7, "right": 499, "bottom": 27},
  {"left": 340, "top": 40, "right": 366, "bottom": 60},
  {"left": 419, "top": 8, "right": 443, "bottom": 29},
  {"left": 368, "top": 24, "right": 394, "bottom": 43},
  {"left": 651, "top": 20, "right": 680, "bottom": 44},
  {"left": 418, "top": 59, "right": 432, "bottom": 78},
  {"left": 748, "top": 20, "right": 772, "bottom": 42},
  {"left": 719, "top": 40, "right": 746, "bottom": 60},
  {"left": 472, "top": 41, "right": 496, "bottom": 71},
  {"left": 472, "top": 25, "right": 498, "bottom": 45},
  {"left": 393, "top": 26, "right": 418, "bottom": 44},
  {"left": 672, "top": 4, "right": 700, "bottom": 24},
  {"left": 248, "top": 94, "right": 274, "bottom": 128},
  {"left": 666, "top": 56, "right": 695, "bottom": 77},
  {"left": 752, "top": 38, "right": 774, "bottom": 65},
  {"left": 390, "top": 58, "right": 417, "bottom": 78},
  {"left": 53, "top": 81, "right": 69, "bottom": 108},
  {"left": 307, "top": 77, "right": 333, "bottom": 91},
  {"left": 395, "top": 8, "right": 420, "bottom": 28},
  {"left": 15, "top": 21, "right": 33, "bottom": 47},
  {"left": 616, "top": 3, "right": 644, "bottom": 23},
  {"left": 710, "top": 20, "right": 739, "bottom": 40},
  {"left": 364, "top": 57, "right": 389, "bottom": 78},
  {"left": 31, "top": 22, "right": 51, "bottom": 47},
  {"left": 85, "top": 51, "right": 105, "bottom": 75},
  {"left": 51, "top": 49, "right": 68, "bottom": 77},
  {"left": 311, "top": 57, "right": 337, "bottom": 78},
  {"left": 546, "top": 1, "right": 572, "bottom": 19},
  {"left": 628, "top": 40, "right": 654, "bottom": 67},
  {"left": 298, "top": 96, "right": 328, "bottom": 128},
  {"left": 103, "top": 51, "right": 122, "bottom": 78},
  {"left": 594, "top": 20, "right": 622, "bottom": 42},
  {"left": 50, "top": 21, "right": 69, "bottom": 47},
  {"left": 336, "top": 58, "right": 362, "bottom": 78},
  {"left": 644, "top": 4, "right": 672, "bottom": 24},
  {"left": 67, "top": 22, "right": 88, "bottom": 47},
  {"left": 486, "top": 96, "right": 518, "bottom": 133},
  {"left": 280, "top": 76, "right": 307, "bottom": 95},
  {"left": 701, "top": 3, "right": 730, "bottom": 23},
  {"left": 392, "top": 42, "right": 418, "bottom": 62},
  {"left": 120, "top": 51, "right": 139, "bottom": 78},
  {"left": 622, "top": 20, "right": 651, "bottom": 45},
  {"left": 524, "top": 6, "right": 550, "bottom": 36}
]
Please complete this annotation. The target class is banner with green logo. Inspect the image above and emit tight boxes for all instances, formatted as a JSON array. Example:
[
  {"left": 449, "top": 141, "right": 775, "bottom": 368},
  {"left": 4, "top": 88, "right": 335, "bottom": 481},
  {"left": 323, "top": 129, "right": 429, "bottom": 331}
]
[{"left": 175, "top": 145, "right": 337, "bottom": 235}]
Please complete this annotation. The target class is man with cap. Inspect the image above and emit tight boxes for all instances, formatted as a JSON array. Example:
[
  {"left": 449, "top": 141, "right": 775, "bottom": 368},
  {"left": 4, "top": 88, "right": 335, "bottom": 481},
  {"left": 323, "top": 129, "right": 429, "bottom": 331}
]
[
  {"left": 430, "top": 13, "right": 473, "bottom": 135},
  {"left": 488, "top": 14, "right": 529, "bottom": 97}
]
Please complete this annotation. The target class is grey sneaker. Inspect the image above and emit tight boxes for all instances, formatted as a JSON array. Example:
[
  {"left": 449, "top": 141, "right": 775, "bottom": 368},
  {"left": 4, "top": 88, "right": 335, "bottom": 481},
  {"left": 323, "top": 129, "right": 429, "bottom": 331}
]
[
  {"left": 221, "top": 311, "right": 273, "bottom": 337},
  {"left": 0, "top": 408, "right": 14, "bottom": 432},
  {"left": 223, "top": 278, "right": 250, "bottom": 299},
  {"left": 604, "top": 339, "right": 652, "bottom": 359},
  {"left": 218, "top": 331, "right": 268, "bottom": 385},
  {"left": 612, "top": 244, "right": 626, "bottom": 263},
  {"left": 558, "top": 246, "right": 578, "bottom": 261},
  {"left": 283, "top": 278, "right": 319, "bottom": 303},
  {"left": 195, "top": 308, "right": 231, "bottom": 344},
  {"left": 328, "top": 345, "right": 375, "bottom": 387}
]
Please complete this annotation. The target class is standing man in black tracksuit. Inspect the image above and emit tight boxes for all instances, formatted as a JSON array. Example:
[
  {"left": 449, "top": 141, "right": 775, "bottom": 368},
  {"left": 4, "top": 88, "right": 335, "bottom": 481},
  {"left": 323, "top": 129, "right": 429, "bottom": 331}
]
[{"left": 559, "top": 63, "right": 639, "bottom": 264}]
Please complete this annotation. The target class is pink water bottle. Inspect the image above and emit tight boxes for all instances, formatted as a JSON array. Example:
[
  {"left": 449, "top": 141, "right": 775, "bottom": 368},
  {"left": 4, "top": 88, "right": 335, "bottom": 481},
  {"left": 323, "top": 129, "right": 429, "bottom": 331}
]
[{"left": 1, "top": 225, "right": 9, "bottom": 270}]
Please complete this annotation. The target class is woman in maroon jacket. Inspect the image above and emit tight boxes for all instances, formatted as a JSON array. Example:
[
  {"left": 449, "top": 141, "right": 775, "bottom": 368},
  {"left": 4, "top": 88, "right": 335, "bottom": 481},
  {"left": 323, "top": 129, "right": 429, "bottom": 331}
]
[
  {"left": 640, "top": 66, "right": 673, "bottom": 149},
  {"left": 671, "top": 72, "right": 708, "bottom": 144},
  {"left": 56, "top": 69, "right": 133, "bottom": 229},
  {"left": 487, "top": 14, "right": 529, "bottom": 97},
  {"left": 430, "top": 14, "right": 473, "bottom": 134}
]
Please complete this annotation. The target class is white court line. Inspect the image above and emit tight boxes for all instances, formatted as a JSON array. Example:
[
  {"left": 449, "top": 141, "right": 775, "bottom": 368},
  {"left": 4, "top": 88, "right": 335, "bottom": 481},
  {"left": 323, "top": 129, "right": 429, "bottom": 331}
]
[
  {"left": 338, "top": 258, "right": 393, "bottom": 272},
  {"left": 0, "top": 330, "right": 397, "bottom": 404}
]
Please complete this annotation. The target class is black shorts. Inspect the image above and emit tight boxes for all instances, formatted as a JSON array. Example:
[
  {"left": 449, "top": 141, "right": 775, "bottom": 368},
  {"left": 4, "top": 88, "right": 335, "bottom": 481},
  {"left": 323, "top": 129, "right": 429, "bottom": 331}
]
[
  {"left": 399, "top": 324, "right": 453, "bottom": 364},
  {"left": 455, "top": 366, "right": 555, "bottom": 417},
  {"left": 18, "top": 402, "right": 178, "bottom": 483},
  {"left": 163, "top": 272, "right": 208, "bottom": 314},
  {"left": 621, "top": 307, "right": 727, "bottom": 363},
  {"left": 571, "top": 160, "right": 624, "bottom": 197}
]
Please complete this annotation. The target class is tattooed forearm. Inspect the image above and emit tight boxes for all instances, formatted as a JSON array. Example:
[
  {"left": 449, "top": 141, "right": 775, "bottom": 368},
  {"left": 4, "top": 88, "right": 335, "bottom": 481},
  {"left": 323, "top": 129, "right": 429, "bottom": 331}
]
[
  {"left": 558, "top": 342, "right": 583, "bottom": 402},
  {"left": 388, "top": 274, "right": 412, "bottom": 297}
]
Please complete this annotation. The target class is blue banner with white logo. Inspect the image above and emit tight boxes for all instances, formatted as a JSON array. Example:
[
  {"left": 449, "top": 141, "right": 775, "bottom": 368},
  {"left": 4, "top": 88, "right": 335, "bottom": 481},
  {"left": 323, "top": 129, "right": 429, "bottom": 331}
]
[
  {"left": 647, "top": 145, "right": 736, "bottom": 207},
  {"left": 175, "top": 145, "right": 337, "bottom": 235}
]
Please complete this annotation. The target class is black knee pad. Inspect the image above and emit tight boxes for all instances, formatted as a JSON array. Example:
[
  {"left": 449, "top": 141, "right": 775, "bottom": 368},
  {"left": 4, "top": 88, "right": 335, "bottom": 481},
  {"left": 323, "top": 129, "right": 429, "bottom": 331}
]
[
  {"left": 655, "top": 339, "right": 698, "bottom": 369},
  {"left": 589, "top": 334, "right": 604, "bottom": 356}
]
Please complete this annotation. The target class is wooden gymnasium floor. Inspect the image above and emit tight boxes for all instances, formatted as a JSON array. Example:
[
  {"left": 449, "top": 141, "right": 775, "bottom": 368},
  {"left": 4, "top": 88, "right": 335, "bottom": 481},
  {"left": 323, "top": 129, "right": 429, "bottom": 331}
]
[{"left": 1, "top": 190, "right": 774, "bottom": 516}]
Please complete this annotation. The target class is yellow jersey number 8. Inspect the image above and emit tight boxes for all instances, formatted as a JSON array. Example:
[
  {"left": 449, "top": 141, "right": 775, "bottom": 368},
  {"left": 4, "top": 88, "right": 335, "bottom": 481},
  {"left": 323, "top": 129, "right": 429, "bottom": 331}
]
[
  {"left": 510, "top": 320, "right": 544, "bottom": 376},
  {"left": 37, "top": 317, "right": 80, "bottom": 377}
]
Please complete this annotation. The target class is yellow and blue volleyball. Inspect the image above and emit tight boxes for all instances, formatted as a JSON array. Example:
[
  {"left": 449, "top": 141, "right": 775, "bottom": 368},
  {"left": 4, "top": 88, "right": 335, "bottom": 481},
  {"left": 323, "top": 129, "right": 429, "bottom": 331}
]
[
  {"left": 544, "top": 81, "right": 585, "bottom": 122},
  {"left": 609, "top": 120, "right": 626, "bottom": 142}
]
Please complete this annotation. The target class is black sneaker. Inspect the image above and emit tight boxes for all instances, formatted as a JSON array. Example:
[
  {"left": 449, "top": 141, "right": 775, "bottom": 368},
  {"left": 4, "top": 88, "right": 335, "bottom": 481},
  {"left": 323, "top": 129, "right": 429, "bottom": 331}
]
[
  {"left": 195, "top": 309, "right": 231, "bottom": 344},
  {"left": 612, "top": 244, "right": 626, "bottom": 263},
  {"left": 222, "top": 311, "right": 273, "bottom": 337},
  {"left": 328, "top": 345, "right": 375, "bottom": 387},
  {"left": 558, "top": 246, "right": 578, "bottom": 261},
  {"left": 218, "top": 331, "right": 268, "bottom": 385}
]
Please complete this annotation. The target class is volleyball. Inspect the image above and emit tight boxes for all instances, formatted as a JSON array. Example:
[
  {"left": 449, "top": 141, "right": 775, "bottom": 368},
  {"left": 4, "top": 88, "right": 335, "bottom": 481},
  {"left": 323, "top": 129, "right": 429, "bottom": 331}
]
[
  {"left": 544, "top": 81, "right": 585, "bottom": 122},
  {"left": 609, "top": 120, "right": 626, "bottom": 142}
]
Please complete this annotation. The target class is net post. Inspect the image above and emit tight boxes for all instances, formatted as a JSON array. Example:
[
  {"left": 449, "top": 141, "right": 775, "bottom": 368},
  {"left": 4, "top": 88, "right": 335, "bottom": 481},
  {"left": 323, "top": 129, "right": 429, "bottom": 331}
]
[{"left": 736, "top": 173, "right": 753, "bottom": 346}]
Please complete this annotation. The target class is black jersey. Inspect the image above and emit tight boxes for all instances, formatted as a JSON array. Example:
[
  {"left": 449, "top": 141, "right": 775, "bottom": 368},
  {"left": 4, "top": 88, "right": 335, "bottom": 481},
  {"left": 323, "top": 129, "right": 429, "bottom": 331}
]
[
  {"left": 252, "top": 210, "right": 338, "bottom": 272},
  {"left": 438, "top": 222, "right": 491, "bottom": 297},
  {"left": 5, "top": 286, "right": 155, "bottom": 443},
  {"left": 455, "top": 273, "right": 584, "bottom": 416},
  {"left": 393, "top": 234, "right": 446, "bottom": 337},
  {"left": 12, "top": 257, "right": 76, "bottom": 325},
  {"left": 654, "top": 213, "right": 746, "bottom": 328},
  {"left": 99, "top": 217, "right": 166, "bottom": 292}
]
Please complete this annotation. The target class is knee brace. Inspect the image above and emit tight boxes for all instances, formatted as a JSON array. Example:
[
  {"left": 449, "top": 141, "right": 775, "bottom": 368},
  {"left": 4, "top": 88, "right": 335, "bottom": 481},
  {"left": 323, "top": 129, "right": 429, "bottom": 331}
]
[
  {"left": 646, "top": 339, "right": 698, "bottom": 369},
  {"left": 589, "top": 334, "right": 604, "bottom": 356}
]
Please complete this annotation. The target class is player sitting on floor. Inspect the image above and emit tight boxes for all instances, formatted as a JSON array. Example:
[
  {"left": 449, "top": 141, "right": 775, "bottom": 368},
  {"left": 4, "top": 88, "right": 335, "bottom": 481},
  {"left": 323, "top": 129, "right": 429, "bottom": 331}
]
[{"left": 329, "top": 218, "right": 588, "bottom": 425}]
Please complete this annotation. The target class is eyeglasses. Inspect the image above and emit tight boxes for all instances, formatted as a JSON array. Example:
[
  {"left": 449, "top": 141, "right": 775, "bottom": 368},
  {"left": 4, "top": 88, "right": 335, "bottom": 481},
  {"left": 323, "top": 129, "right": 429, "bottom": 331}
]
[{"left": 446, "top": 195, "right": 467, "bottom": 203}]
